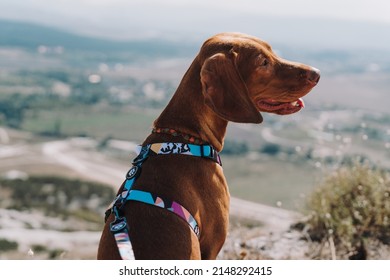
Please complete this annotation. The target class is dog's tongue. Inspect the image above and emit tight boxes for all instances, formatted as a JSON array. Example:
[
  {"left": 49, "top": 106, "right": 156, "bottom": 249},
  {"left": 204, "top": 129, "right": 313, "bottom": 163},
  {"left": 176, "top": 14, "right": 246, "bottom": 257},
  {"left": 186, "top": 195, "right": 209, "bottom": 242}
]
[
  {"left": 257, "top": 98, "right": 305, "bottom": 115},
  {"left": 296, "top": 98, "right": 305, "bottom": 108}
]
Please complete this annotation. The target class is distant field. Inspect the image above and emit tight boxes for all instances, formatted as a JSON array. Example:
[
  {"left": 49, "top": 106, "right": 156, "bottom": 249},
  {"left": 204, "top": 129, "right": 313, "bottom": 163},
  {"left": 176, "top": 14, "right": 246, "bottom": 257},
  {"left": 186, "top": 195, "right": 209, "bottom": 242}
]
[
  {"left": 307, "top": 73, "right": 390, "bottom": 114},
  {"left": 18, "top": 101, "right": 390, "bottom": 211},
  {"left": 222, "top": 155, "right": 323, "bottom": 210},
  {"left": 22, "top": 105, "right": 159, "bottom": 142}
]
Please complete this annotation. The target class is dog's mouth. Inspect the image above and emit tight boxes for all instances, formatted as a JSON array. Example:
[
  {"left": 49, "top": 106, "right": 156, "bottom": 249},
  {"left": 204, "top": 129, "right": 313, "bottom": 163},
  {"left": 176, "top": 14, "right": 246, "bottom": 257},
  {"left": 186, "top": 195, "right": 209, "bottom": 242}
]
[{"left": 257, "top": 98, "right": 305, "bottom": 115}]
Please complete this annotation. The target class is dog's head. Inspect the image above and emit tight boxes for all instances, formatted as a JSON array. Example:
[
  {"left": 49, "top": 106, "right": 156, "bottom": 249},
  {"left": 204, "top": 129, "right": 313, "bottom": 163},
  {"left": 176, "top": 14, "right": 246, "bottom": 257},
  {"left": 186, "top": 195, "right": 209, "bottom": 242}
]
[{"left": 199, "top": 32, "right": 320, "bottom": 123}]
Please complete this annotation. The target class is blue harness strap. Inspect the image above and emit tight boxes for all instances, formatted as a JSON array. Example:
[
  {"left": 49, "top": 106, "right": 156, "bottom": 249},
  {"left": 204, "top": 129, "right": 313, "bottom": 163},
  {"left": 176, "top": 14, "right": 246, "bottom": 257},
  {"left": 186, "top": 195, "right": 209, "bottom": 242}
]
[
  {"left": 105, "top": 142, "right": 222, "bottom": 260},
  {"left": 134, "top": 142, "right": 222, "bottom": 165}
]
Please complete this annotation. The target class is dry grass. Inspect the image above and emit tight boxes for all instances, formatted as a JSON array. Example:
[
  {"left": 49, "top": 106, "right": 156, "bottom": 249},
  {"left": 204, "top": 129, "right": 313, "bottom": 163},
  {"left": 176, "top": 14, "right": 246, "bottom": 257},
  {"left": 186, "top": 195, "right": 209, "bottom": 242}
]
[{"left": 302, "top": 162, "right": 390, "bottom": 259}]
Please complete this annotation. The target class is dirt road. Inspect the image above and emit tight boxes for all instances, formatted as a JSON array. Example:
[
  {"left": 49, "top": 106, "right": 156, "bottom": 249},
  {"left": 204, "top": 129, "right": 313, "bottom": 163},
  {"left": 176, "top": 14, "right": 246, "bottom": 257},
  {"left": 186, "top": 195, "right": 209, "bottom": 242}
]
[{"left": 41, "top": 139, "right": 299, "bottom": 232}]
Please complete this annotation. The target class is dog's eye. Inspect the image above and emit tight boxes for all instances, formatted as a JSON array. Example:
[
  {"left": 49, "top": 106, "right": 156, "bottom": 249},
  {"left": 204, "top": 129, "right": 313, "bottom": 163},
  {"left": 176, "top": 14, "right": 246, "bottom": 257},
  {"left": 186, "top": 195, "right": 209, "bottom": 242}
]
[{"left": 259, "top": 58, "right": 269, "bottom": 67}]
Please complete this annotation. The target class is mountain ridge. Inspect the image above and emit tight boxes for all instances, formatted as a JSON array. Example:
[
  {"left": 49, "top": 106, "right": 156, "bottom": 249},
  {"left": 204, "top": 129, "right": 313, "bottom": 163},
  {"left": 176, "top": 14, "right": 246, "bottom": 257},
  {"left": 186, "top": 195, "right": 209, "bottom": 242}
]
[{"left": 0, "top": 19, "right": 197, "bottom": 56}]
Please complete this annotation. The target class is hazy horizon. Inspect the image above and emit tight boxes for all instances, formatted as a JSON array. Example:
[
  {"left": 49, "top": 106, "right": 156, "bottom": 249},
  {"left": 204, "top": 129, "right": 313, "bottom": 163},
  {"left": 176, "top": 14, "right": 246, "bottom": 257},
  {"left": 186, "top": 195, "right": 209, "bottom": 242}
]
[{"left": 1, "top": 0, "right": 390, "bottom": 50}]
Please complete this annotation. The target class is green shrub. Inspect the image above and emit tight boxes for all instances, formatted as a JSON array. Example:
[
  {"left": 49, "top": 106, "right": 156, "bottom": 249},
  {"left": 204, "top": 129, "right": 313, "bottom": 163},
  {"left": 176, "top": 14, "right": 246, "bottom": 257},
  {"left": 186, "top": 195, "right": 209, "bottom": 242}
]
[
  {"left": 303, "top": 163, "right": 390, "bottom": 259},
  {"left": 221, "top": 140, "right": 249, "bottom": 156},
  {"left": 0, "top": 238, "right": 18, "bottom": 251},
  {"left": 0, "top": 176, "right": 115, "bottom": 222},
  {"left": 31, "top": 244, "right": 48, "bottom": 253},
  {"left": 260, "top": 143, "right": 281, "bottom": 156}
]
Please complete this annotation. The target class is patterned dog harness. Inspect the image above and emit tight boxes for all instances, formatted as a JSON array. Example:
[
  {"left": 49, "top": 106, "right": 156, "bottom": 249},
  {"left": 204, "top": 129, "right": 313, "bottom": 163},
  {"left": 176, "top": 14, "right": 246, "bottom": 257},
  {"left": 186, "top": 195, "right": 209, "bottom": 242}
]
[{"left": 105, "top": 142, "right": 222, "bottom": 259}]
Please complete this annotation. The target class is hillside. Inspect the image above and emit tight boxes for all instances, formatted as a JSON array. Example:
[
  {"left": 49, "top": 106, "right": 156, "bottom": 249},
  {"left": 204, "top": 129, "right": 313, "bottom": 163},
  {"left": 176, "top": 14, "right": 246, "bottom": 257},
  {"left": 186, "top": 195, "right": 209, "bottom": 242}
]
[{"left": 0, "top": 20, "right": 196, "bottom": 56}]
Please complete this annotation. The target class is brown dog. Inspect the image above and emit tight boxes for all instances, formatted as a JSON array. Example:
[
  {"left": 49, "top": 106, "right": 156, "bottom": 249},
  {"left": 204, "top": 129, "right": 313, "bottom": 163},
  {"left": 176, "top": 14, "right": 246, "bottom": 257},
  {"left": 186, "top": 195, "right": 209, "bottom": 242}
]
[{"left": 97, "top": 32, "right": 320, "bottom": 260}]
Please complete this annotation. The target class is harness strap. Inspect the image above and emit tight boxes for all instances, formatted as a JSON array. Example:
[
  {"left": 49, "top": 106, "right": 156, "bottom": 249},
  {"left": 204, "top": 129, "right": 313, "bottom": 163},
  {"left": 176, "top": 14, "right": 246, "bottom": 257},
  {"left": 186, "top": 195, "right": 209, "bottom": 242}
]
[
  {"left": 139, "top": 142, "right": 222, "bottom": 166},
  {"left": 124, "top": 189, "right": 199, "bottom": 236},
  {"left": 106, "top": 141, "right": 221, "bottom": 259},
  {"left": 110, "top": 217, "right": 134, "bottom": 260}
]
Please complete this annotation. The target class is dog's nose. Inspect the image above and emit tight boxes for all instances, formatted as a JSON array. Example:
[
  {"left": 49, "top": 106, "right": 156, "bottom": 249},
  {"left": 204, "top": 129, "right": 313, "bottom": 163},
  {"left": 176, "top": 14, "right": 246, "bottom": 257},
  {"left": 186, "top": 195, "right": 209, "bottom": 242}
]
[{"left": 308, "top": 67, "right": 320, "bottom": 84}]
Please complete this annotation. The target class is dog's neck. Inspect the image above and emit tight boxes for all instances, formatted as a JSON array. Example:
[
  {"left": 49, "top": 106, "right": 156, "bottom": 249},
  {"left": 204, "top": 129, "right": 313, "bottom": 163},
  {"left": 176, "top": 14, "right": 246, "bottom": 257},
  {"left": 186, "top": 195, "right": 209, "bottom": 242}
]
[{"left": 152, "top": 59, "right": 228, "bottom": 151}]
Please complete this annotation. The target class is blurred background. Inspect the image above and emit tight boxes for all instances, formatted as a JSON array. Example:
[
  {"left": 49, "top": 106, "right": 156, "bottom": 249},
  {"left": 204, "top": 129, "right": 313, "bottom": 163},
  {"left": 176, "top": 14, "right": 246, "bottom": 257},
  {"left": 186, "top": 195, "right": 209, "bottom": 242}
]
[{"left": 0, "top": 0, "right": 389, "bottom": 259}]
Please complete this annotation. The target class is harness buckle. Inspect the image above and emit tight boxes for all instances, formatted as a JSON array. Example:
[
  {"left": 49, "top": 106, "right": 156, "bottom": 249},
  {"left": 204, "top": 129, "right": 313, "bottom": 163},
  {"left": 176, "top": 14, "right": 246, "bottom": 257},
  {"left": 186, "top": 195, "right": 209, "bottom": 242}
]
[
  {"left": 200, "top": 145, "right": 222, "bottom": 166},
  {"left": 200, "top": 145, "right": 211, "bottom": 158},
  {"left": 110, "top": 216, "right": 128, "bottom": 233}
]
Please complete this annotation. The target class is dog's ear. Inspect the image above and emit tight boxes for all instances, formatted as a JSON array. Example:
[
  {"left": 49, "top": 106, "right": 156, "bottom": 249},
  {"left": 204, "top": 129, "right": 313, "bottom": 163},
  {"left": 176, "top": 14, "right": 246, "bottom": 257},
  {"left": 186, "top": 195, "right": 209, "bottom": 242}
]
[{"left": 200, "top": 51, "right": 263, "bottom": 123}]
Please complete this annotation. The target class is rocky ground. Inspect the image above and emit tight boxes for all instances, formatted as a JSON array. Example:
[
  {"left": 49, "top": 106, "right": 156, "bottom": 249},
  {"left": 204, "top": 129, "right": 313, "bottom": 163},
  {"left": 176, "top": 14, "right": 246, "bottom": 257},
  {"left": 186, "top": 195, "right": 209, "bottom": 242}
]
[
  {"left": 221, "top": 217, "right": 390, "bottom": 260},
  {"left": 0, "top": 208, "right": 101, "bottom": 259},
  {"left": 1, "top": 208, "right": 389, "bottom": 260}
]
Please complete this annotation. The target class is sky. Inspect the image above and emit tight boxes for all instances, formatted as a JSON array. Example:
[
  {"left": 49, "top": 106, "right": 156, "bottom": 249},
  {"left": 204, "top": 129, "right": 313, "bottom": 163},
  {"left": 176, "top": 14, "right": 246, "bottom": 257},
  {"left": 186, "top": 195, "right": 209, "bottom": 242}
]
[
  {"left": 1, "top": 0, "right": 390, "bottom": 24},
  {"left": 1, "top": 0, "right": 390, "bottom": 49}
]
